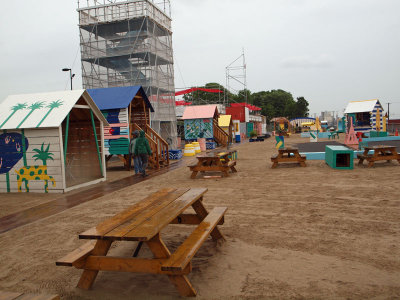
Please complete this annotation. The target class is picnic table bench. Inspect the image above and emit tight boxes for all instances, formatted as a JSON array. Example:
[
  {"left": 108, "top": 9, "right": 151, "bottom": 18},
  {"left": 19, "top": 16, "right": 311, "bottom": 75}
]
[
  {"left": 188, "top": 150, "right": 237, "bottom": 179},
  {"left": 56, "top": 188, "right": 227, "bottom": 297},
  {"left": 357, "top": 145, "right": 400, "bottom": 167},
  {"left": 0, "top": 291, "right": 59, "bottom": 300},
  {"left": 271, "top": 147, "right": 306, "bottom": 168},
  {"left": 328, "top": 131, "right": 340, "bottom": 139}
]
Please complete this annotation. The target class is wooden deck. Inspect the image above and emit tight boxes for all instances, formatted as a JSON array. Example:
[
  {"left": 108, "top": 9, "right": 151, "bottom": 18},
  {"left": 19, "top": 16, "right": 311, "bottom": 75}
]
[{"left": 0, "top": 161, "right": 183, "bottom": 234}]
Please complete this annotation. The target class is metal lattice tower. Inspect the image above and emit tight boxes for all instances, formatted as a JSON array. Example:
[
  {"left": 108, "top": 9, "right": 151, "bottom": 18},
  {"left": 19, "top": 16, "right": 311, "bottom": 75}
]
[
  {"left": 225, "top": 50, "right": 247, "bottom": 106},
  {"left": 77, "top": 0, "right": 177, "bottom": 147}
]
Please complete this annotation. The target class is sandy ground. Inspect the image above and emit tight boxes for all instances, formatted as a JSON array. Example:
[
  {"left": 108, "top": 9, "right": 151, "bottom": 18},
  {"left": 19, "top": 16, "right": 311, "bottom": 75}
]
[{"left": 0, "top": 134, "right": 399, "bottom": 299}]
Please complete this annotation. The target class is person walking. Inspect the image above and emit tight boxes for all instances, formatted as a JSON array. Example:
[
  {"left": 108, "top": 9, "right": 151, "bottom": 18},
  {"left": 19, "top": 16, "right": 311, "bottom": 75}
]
[
  {"left": 129, "top": 130, "right": 140, "bottom": 174},
  {"left": 134, "top": 130, "right": 152, "bottom": 177}
]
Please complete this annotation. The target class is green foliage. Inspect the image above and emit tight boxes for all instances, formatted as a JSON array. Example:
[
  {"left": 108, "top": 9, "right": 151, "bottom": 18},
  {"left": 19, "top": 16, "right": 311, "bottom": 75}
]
[
  {"left": 182, "top": 83, "right": 230, "bottom": 105},
  {"left": 182, "top": 82, "right": 310, "bottom": 122},
  {"left": 249, "top": 130, "right": 258, "bottom": 138}
]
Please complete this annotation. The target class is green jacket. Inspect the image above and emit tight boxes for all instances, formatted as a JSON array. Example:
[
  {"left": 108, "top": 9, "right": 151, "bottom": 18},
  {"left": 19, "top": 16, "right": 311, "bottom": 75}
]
[{"left": 134, "top": 130, "right": 152, "bottom": 155}]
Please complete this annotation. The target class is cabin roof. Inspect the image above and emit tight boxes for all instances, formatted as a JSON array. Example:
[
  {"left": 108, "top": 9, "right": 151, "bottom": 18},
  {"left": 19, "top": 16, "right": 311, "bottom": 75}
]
[
  {"left": 181, "top": 105, "right": 219, "bottom": 120},
  {"left": 87, "top": 86, "right": 154, "bottom": 112},
  {"left": 0, "top": 89, "right": 108, "bottom": 130},
  {"left": 344, "top": 99, "right": 382, "bottom": 114}
]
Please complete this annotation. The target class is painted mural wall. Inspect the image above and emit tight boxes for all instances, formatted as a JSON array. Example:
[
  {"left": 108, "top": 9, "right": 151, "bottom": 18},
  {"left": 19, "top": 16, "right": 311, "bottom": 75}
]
[
  {"left": 0, "top": 128, "right": 63, "bottom": 193},
  {"left": 102, "top": 108, "right": 130, "bottom": 155},
  {"left": 184, "top": 119, "right": 213, "bottom": 140}
]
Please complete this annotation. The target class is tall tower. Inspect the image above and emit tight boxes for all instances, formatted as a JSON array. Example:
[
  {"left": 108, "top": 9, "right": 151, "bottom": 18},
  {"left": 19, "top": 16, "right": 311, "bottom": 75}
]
[{"left": 77, "top": 0, "right": 177, "bottom": 147}]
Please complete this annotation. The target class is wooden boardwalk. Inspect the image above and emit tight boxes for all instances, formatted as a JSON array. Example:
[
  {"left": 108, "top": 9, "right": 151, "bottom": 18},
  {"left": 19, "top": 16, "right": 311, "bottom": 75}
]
[{"left": 0, "top": 162, "right": 182, "bottom": 234}]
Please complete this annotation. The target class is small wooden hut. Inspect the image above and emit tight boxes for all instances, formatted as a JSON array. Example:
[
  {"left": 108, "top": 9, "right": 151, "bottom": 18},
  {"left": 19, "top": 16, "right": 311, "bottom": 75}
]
[
  {"left": 88, "top": 86, "right": 169, "bottom": 169},
  {"left": 218, "top": 115, "right": 234, "bottom": 144},
  {"left": 0, "top": 90, "right": 108, "bottom": 193},
  {"left": 181, "top": 105, "right": 228, "bottom": 146},
  {"left": 344, "top": 99, "right": 385, "bottom": 133}
]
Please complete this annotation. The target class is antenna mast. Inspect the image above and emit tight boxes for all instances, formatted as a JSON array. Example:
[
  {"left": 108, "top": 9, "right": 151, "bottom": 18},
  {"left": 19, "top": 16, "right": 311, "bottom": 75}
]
[{"left": 225, "top": 49, "right": 247, "bottom": 107}]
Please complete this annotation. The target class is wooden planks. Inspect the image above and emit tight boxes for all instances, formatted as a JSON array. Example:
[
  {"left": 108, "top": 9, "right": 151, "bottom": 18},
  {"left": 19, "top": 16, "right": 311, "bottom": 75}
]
[
  {"left": 162, "top": 207, "right": 227, "bottom": 272},
  {"left": 122, "top": 188, "right": 208, "bottom": 241},
  {"left": 56, "top": 241, "right": 95, "bottom": 267},
  {"left": 79, "top": 188, "right": 177, "bottom": 239},
  {"left": 104, "top": 188, "right": 190, "bottom": 241},
  {"left": 56, "top": 187, "right": 226, "bottom": 298}
]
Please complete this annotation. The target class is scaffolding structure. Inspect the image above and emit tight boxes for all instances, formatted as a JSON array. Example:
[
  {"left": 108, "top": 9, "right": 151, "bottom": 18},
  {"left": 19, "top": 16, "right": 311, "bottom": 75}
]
[
  {"left": 77, "top": 0, "right": 177, "bottom": 147},
  {"left": 225, "top": 50, "right": 247, "bottom": 106}
]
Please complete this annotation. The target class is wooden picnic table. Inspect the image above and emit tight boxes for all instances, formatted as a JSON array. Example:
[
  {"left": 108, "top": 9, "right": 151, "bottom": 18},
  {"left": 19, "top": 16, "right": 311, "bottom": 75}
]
[
  {"left": 271, "top": 147, "right": 306, "bottom": 168},
  {"left": 188, "top": 150, "right": 237, "bottom": 179},
  {"left": 56, "top": 188, "right": 227, "bottom": 297},
  {"left": 357, "top": 145, "right": 400, "bottom": 167}
]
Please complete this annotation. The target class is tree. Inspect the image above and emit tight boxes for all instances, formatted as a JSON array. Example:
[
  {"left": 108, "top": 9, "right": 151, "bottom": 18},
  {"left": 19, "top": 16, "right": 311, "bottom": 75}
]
[
  {"left": 182, "top": 83, "right": 228, "bottom": 105},
  {"left": 295, "top": 97, "right": 309, "bottom": 117},
  {"left": 179, "top": 82, "right": 310, "bottom": 122}
]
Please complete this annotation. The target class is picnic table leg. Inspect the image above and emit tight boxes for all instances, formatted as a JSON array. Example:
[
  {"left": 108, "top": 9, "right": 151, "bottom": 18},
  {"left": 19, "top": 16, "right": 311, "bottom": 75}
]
[
  {"left": 192, "top": 198, "right": 224, "bottom": 241},
  {"left": 190, "top": 171, "right": 198, "bottom": 179},
  {"left": 132, "top": 241, "right": 143, "bottom": 257},
  {"left": 146, "top": 233, "right": 196, "bottom": 297},
  {"left": 230, "top": 165, "right": 237, "bottom": 173},
  {"left": 77, "top": 239, "right": 112, "bottom": 290}
]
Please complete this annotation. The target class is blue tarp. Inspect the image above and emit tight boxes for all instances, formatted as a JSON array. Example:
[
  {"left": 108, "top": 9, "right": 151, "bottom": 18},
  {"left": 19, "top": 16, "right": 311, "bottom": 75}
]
[{"left": 87, "top": 86, "right": 154, "bottom": 112}]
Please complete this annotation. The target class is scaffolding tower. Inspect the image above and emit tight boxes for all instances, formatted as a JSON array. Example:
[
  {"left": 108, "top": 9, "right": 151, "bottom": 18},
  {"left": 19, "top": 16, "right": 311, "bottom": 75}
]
[
  {"left": 225, "top": 50, "right": 247, "bottom": 106},
  {"left": 77, "top": 0, "right": 177, "bottom": 148}
]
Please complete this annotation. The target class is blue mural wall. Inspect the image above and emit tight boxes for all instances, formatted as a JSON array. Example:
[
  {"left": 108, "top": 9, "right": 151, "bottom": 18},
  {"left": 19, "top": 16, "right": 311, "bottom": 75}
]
[{"left": 0, "top": 132, "right": 29, "bottom": 175}]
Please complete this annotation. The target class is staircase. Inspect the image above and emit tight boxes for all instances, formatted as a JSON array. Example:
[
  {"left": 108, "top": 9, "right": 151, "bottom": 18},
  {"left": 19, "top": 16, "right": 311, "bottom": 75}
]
[
  {"left": 133, "top": 123, "right": 169, "bottom": 169},
  {"left": 213, "top": 119, "right": 229, "bottom": 147}
]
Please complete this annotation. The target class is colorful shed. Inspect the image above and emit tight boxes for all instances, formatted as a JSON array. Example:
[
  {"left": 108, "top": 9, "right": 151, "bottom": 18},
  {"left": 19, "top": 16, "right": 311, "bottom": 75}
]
[
  {"left": 88, "top": 86, "right": 169, "bottom": 169},
  {"left": 218, "top": 115, "right": 234, "bottom": 143},
  {"left": 181, "top": 105, "right": 229, "bottom": 146},
  {"left": 344, "top": 99, "right": 385, "bottom": 132},
  {"left": 0, "top": 90, "right": 108, "bottom": 193}
]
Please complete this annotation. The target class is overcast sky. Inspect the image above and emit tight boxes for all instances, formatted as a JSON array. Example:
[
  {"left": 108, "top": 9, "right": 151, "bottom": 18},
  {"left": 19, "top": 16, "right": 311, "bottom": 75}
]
[{"left": 1, "top": 0, "right": 399, "bottom": 117}]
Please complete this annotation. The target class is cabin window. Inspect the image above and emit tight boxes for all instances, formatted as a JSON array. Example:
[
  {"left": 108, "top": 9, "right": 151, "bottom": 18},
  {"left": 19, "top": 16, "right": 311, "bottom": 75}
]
[{"left": 356, "top": 112, "right": 370, "bottom": 126}]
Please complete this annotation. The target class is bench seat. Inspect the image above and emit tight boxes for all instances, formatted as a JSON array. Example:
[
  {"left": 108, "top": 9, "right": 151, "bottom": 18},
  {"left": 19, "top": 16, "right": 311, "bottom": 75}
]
[
  {"left": 187, "top": 162, "right": 198, "bottom": 168},
  {"left": 56, "top": 241, "right": 95, "bottom": 267},
  {"left": 161, "top": 207, "right": 227, "bottom": 272}
]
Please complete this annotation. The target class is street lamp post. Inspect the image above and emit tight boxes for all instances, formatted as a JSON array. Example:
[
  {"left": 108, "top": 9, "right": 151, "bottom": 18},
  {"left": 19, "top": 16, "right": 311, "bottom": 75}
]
[{"left": 62, "top": 68, "right": 75, "bottom": 90}]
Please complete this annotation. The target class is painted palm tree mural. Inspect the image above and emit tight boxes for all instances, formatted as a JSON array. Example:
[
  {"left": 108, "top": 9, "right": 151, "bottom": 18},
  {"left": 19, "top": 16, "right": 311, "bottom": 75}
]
[
  {"left": 17, "top": 101, "right": 45, "bottom": 129},
  {"left": 15, "top": 142, "right": 56, "bottom": 193},
  {"left": 36, "top": 100, "right": 63, "bottom": 128},
  {"left": 0, "top": 103, "right": 27, "bottom": 129}
]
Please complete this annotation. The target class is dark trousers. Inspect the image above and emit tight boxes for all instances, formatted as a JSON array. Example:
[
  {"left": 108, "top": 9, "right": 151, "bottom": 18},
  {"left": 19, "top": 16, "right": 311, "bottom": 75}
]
[{"left": 138, "top": 153, "right": 148, "bottom": 174}]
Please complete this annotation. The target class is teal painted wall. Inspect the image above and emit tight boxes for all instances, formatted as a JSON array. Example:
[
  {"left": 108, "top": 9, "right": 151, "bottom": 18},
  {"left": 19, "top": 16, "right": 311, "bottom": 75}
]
[{"left": 184, "top": 119, "right": 213, "bottom": 140}]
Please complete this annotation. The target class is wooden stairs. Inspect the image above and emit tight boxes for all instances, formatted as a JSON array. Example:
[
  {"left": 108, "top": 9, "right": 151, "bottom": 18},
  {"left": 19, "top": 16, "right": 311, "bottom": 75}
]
[
  {"left": 133, "top": 123, "right": 169, "bottom": 169},
  {"left": 213, "top": 119, "right": 229, "bottom": 147}
]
